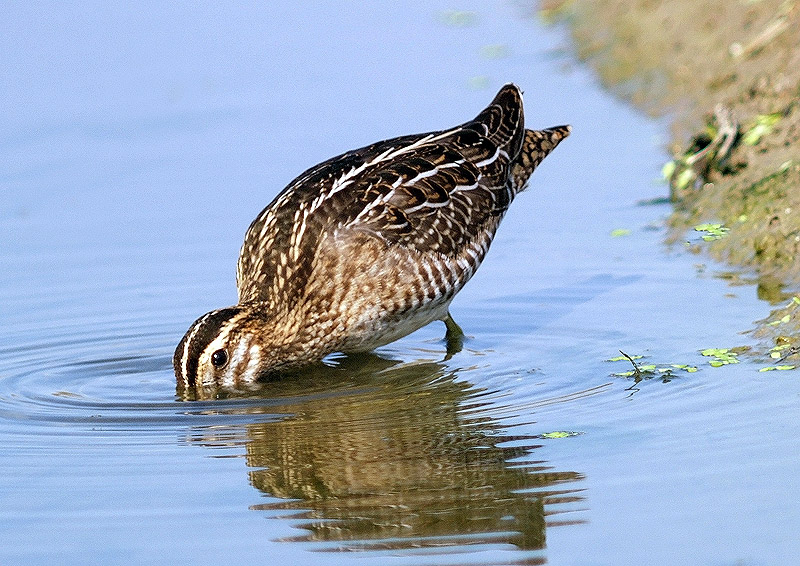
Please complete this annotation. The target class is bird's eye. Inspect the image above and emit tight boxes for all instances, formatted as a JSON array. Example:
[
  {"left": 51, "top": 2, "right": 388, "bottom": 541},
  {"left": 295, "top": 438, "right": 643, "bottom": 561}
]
[{"left": 210, "top": 349, "right": 228, "bottom": 368}]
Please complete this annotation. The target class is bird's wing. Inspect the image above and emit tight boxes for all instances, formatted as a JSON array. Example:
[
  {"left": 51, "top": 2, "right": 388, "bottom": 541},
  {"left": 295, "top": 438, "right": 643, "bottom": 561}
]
[{"left": 237, "top": 84, "right": 568, "bottom": 306}]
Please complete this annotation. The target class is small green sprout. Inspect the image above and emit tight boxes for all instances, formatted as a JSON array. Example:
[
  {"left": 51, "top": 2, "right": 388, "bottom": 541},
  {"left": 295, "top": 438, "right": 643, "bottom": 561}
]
[
  {"left": 661, "top": 160, "right": 677, "bottom": 181},
  {"left": 694, "top": 223, "right": 730, "bottom": 241},
  {"left": 742, "top": 112, "right": 782, "bottom": 146},
  {"left": 674, "top": 168, "right": 696, "bottom": 191}
]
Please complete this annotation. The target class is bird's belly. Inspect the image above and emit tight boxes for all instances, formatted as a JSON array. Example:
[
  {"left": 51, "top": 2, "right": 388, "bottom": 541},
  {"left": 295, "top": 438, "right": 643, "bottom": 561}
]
[
  {"left": 338, "top": 300, "right": 452, "bottom": 353},
  {"left": 301, "top": 233, "right": 473, "bottom": 356}
]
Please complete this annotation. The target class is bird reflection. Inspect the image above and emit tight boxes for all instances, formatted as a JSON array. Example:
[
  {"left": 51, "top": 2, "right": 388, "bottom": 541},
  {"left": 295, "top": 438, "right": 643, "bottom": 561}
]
[{"left": 183, "top": 352, "right": 584, "bottom": 558}]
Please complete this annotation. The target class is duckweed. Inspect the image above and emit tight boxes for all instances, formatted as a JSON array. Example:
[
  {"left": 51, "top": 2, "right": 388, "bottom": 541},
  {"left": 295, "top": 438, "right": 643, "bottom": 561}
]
[
  {"left": 539, "top": 431, "right": 582, "bottom": 439},
  {"left": 701, "top": 348, "right": 739, "bottom": 366},
  {"left": 694, "top": 223, "right": 730, "bottom": 241}
]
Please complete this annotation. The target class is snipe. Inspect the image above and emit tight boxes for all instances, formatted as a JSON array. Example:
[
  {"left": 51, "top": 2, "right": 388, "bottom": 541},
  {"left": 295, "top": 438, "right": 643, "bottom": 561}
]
[{"left": 174, "top": 84, "right": 570, "bottom": 387}]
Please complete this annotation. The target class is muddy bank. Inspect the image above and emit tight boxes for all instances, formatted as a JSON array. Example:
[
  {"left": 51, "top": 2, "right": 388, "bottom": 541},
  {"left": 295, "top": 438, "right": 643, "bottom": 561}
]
[{"left": 541, "top": 0, "right": 800, "bottom": 350}]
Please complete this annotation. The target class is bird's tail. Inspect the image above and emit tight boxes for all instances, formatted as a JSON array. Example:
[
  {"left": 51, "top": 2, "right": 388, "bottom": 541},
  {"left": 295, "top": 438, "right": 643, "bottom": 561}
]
[{"left": 511, "top": 125, "right": 571, "bottom": 190}]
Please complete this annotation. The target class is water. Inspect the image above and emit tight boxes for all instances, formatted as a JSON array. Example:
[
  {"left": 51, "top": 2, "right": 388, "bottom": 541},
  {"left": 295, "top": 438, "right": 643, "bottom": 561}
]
[{"left": 2, "top": 2, "right": 800, "bottom": 565}]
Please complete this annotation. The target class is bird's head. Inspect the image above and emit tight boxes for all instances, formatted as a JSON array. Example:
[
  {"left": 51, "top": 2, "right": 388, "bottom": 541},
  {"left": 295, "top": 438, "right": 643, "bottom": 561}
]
[{"left": 173, "top": 305, "right": 296, "bottom": 388}]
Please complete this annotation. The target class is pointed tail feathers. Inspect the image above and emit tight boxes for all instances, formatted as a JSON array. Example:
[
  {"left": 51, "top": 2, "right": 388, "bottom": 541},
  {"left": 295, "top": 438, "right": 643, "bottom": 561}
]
[{"left": 511, "top": 125, "right": 571, "bottom": 190}]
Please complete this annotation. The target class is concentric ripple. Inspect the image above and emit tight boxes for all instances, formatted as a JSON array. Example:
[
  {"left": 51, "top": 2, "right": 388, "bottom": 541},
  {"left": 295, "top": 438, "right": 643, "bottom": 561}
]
[{"left": 0, "top": 298, "right": 604, "bottom": 564}]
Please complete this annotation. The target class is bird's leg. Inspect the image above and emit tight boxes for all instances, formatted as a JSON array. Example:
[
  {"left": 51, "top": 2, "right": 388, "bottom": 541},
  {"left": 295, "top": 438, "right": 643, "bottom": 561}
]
[{"left": 443, "top": 312, "right": 464, "bottom": 358}]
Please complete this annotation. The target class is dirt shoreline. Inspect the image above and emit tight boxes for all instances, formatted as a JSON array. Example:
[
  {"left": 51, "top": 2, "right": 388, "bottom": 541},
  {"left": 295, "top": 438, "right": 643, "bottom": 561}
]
[{"left": 541, "top": 0, "right": 800, "bottom": 352}]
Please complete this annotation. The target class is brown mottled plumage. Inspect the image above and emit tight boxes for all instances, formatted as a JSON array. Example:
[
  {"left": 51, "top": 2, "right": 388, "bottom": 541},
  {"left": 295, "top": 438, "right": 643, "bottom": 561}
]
[{"left": 174, "top": 84, "right": 570, "bottom": 387}]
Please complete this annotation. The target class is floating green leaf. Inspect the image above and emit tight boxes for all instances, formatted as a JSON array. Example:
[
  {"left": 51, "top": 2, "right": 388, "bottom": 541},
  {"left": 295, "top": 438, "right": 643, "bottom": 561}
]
[
  {"left": 613, "top": 370, "right": 637, "bottom": 377},
  {"left": 759, "top": 365, "right": 796, "bottom": 372},
  {"left": 768, "top": 343, "right": 798, "bottom": 361},
  {"left": 701, "top": 347, "right": 739, "bottom": 366},
  {"left": 607, "top": 354, "right": 644, "bottom": 362},
  {"left": 539, "top": 431, "right": 582, "bottom": 439},
  {"left": 694, "top": 223, "right": 730, "bottom": 241},
  {"left": 609, "top": 353, "right": 696, "bottom": 380},
  {"left": 767, "top": 314, "right": 792, "bottom": 326},
  {"left": 610, "top": 228, "right": 631, "bottom": 237}
]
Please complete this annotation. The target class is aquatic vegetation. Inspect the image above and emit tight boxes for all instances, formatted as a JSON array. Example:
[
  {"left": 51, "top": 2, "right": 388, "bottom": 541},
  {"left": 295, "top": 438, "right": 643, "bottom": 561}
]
[
  {"left": 539, "top": 431, "right": 583, "bottom": 439},
  {"left": 749, "top": 298, "right": 800, "bottom": 368},
  {"left": 767, "top": 314, "right": 792, "bottom": 326},
  {"left": 759, "top": 365, "right": 796, "bottom": 372},
  {"left": 693, "top": 223, "right": 730, "bottom": 241},
  {"left": 606, "top": 354, "right": 643, "bottom": 362},
  {"left": 762, "top": 296, "right": 800, "bottom": 327},
  {"left": 608, "top": 351, "right": 697, "bottom": 381},
  {"left": 609, "top": 228, "right": 631, "bottom": 237},
  {"left": 768, "top": 343, "right": 799, "bottom": 359},
  {"left": 700, "top": 348, "right": 739, "bottom": 367},
  {"left": 662, "top": 159, "right": 697, "bottom": 195},
  {"left": 611, "top": 364, "right": 698, "bottom": 379},
  {"left": 741, "top": 112, "right": 783, "bottom": 146},
  {"left": 661, "top": 105, "right": 739, "bottom": 202}
]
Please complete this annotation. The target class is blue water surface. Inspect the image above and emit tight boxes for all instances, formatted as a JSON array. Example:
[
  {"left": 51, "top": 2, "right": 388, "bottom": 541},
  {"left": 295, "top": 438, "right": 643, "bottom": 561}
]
[{"left": 2, "top": 2, "right": 800, "bottom": 565}]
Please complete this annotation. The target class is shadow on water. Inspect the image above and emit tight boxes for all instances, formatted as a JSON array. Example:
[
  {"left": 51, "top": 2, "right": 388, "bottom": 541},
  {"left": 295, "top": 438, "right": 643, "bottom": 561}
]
[{"left": 184, "top": 354, "right": 585, "bottom": 561}]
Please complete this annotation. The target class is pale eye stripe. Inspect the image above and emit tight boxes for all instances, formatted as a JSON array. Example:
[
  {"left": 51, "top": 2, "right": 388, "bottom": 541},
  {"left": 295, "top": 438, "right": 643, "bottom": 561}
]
[
  {"left": 241, "top": 344, "right": 262, "bottom": 383},
  {"left": 187, "top": 309, "right": 250, "bottom": 386},
  {"left": 222, "top": 334, "right": 251, "bottom": 387}
]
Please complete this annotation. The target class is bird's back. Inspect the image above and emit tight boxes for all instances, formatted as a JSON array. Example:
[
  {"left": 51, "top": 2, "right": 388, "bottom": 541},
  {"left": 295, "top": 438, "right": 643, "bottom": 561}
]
[{"left": 237, "top": 84, "right": 570, "bottom": 317}]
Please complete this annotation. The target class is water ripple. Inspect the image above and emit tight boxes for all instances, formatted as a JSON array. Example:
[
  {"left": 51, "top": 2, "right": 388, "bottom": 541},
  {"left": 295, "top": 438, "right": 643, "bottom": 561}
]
[{"left": 0, "top": 314, "right": 597, "bottom": 562}]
